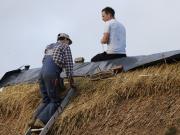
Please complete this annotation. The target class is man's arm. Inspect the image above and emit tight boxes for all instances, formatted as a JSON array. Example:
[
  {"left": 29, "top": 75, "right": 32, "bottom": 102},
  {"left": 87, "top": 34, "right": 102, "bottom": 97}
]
[
  {"left": 64, "top": 46, "right": 74, "bottom": 87},
  {"left": 101, "top": 21, "right": 110, "bottom": 44},
  {"left": 101, "top": 32, "right": 110, "bottom": 44}
]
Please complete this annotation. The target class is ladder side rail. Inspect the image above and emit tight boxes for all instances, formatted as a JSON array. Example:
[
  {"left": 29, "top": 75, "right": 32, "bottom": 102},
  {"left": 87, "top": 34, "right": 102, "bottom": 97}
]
[{"left": 39, "top": 88, "right": 75, "bottom": 135}]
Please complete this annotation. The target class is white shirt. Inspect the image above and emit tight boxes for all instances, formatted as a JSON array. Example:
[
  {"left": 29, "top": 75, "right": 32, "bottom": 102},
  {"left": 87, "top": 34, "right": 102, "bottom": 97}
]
[{"left": 104, "top": 19, "right": 126, "bottom": 54}]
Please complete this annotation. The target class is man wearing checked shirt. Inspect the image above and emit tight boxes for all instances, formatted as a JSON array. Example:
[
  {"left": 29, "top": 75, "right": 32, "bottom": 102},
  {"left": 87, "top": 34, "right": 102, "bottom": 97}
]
[{"left": 29, "top": 33, "right": 74, "bottom": 128}]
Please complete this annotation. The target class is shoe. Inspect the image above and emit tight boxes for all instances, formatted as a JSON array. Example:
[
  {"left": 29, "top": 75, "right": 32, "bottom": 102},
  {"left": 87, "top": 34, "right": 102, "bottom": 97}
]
[
  {"left": 28, "top": 117, "right": 36, "bottom": 127},
  {"left": 32, "top": 119, "right": 45, "bottom": 129}
]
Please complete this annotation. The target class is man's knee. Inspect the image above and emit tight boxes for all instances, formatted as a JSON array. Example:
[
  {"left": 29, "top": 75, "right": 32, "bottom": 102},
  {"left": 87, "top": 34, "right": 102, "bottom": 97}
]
[
  {"left": 91, "top": 52, "right": 104, "bottom": 62},
  {"left": 91, "top": 57, "right": 96, "bottom": 62}
]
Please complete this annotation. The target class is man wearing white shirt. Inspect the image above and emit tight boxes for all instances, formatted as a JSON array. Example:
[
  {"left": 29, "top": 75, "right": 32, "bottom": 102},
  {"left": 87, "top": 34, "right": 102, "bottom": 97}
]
[{"left": 91, "top": 7, "right": 127, "bottom": 62}]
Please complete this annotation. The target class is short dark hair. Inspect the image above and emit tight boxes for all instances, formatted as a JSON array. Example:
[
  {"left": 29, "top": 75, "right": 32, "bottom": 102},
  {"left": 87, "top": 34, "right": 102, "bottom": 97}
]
[{"left": 102, "top": 7, "right": 115, "bottom": 17}]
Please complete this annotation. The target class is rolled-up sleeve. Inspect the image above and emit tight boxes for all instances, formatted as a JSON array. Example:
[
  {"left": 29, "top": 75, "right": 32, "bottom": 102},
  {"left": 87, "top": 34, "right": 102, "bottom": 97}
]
[{"left": 64, "top": 46, "right": 73, "bottom": 77}]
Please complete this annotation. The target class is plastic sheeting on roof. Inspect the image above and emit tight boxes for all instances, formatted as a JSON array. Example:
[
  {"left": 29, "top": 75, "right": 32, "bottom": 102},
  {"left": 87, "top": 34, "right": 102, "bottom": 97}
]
[{"left": 0, "top": 50, "right": 180, "bottom": 88}]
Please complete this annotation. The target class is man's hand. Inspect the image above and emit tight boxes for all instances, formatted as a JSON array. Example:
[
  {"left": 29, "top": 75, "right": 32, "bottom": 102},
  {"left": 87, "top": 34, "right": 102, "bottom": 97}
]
[
  {"left": 68, "top": 77, "right": 75, "bottom": 88},
  {"left": 101, "top": 38, "right": 105, "bottom": 44}
]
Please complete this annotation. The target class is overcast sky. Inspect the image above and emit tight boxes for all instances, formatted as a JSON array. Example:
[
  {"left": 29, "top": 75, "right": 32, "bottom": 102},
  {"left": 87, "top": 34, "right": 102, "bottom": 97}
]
[{"left": 0, "top": 0, "right": 180, "bottom": 78}]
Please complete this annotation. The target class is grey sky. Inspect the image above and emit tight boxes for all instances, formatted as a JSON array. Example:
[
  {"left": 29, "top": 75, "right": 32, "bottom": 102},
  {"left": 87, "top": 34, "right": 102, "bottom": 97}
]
[{"left": 0, "top": 0, "right": 180, "bottom": 78}]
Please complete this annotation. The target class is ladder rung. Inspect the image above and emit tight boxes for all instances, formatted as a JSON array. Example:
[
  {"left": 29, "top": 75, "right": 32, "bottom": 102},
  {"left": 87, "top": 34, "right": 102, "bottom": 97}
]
[{"left": 31, "top": 128, "right": 44, "bottom": 132}]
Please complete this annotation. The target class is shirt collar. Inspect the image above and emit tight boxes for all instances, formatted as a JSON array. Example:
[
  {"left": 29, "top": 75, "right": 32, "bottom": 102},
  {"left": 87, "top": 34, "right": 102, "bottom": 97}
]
[{"left": 57, "top": 41, "right": 68, "bottom": 46}]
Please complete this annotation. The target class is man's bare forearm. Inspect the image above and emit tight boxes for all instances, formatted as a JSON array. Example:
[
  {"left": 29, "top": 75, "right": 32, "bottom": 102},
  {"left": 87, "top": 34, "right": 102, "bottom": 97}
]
[
  {"left": 101, "top": 33, "right": 109, "bottom": 44},
  {"left": 101, "top": 38, "right": 108, "bottom": 44}
]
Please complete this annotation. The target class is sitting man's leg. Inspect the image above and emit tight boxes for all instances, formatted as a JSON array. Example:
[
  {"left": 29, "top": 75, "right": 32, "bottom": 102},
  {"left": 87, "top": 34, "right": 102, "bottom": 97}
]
[
  {"left": 106, "top": 53, "right": 127, "bottom": 60},
  {"left": 91, "top": 52, "right": 126, "bottom": 62},
  {"left": 91, "top": 52, "right": 108, "bottom": 62}
]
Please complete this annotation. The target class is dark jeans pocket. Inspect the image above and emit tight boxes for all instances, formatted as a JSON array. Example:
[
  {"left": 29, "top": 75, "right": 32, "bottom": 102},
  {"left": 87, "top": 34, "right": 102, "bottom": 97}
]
[{"left": 49, "top": 78, "right": 64, "bottom": 103}]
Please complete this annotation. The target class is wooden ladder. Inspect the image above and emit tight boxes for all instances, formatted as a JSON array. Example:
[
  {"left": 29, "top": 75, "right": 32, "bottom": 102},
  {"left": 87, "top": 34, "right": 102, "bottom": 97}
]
[{"left": 25, "top": 88, "right": 76, "bottom": 135}]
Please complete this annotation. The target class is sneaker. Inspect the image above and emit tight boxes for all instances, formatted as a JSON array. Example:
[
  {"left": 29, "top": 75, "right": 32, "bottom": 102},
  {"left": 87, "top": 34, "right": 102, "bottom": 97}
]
[
  {"left": 32, "top": 119, "right": 45, "bottom": 129},
  {"left": 28, "top": 117, "right": 36, "bottom": 127}
]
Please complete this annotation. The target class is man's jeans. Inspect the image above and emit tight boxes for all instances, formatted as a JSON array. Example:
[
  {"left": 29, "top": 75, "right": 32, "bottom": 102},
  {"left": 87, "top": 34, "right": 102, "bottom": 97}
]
[
  {"left": 35, "top": 72, "right": 64, "bottom": 124},
  {"left": 91, "top": 52, "right": 126, "bottom": 62}
]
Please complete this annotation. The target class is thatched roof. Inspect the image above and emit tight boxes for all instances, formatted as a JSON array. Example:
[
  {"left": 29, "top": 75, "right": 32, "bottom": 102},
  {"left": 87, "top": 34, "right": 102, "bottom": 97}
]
[{"left": 0, "top": 62, "right": 180, "bottom": 135}]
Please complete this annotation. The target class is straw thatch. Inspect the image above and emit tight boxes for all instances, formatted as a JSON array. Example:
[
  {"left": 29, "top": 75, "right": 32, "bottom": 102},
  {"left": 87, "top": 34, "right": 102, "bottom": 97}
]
[{"left": 0, "top": 62, "right": 180, "bottom": 135}]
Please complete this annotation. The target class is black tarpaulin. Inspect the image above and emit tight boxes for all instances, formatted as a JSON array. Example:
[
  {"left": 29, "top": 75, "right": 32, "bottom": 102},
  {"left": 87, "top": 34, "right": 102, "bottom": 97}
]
[{"left": 0, "top": 50, "right": 180, "bottom": 88}]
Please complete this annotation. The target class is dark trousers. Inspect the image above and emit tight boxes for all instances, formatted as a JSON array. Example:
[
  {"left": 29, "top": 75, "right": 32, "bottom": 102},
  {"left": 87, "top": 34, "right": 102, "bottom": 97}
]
[
  {"left": 91, "top": 52, "right": 126, "bottom": 62},
  {"left": 35, "top": 72, "right": 64, "bottom": 124}
]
